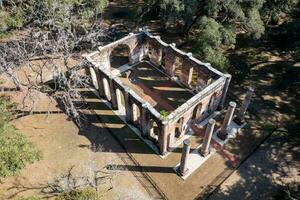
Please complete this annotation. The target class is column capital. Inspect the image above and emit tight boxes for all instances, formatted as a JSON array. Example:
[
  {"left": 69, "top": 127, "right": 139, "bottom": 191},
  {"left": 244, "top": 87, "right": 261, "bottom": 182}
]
[
  {"left": 229, "top": 101, "right": 237, "bottom": 108},
  {"left": 183, "top": 139, "right": 191, "bottom": 146}
]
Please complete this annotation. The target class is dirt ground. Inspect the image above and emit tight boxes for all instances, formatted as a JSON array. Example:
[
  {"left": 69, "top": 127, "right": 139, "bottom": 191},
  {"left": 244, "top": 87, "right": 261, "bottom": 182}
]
[
  {"left": 0, "top": 88, "right": 151, "bottom": 200},
  {"left": 82, "top": 89, "right": 274, "bottom": 200},
  {"left": 208, "top": 132, "right": 300, "bottom": 200}
]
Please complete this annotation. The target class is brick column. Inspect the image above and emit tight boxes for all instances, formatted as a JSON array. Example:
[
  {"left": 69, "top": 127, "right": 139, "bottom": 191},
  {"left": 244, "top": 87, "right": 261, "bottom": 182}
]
[
  {"left": 158, "top": 122, "right": 169, "bottom": 155},
  {"left": 96, "top": 70, "right": 105, "bottom": 97},
  {"left": 124, "top": 90, "right": 133, "bottom": 123},
  {"left": 218, "top": 74, "right": 231, "bottom": 110},
  {"left": 109, "top": 78, "right": 118, "bottom": 110},
  {"left": 141, "top": 104, "right": 148, "bottom": 138},
  {"left": 179, "top": 139, "right": 191, "bottom": 176},
  {"left": 200, "top": 119, "right": 216, "bottom": 157},
  {"left": 218, "top": 101, "right": 236, "bottom": 140},
  {"left": 235, "top": 87, "right": 254, "bottom": 125}
]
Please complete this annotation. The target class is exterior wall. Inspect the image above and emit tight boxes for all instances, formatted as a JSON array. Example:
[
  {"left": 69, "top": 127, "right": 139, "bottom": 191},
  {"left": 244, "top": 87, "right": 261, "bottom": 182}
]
[
  {"left": 85, "top": 30, "right": 230, "bottom": 156},
  {"left": 162, "top": 47, "right": 177, "bottom": 76},
  {"left": 92, "top": 33, "right": 145, "bottom": 72},
  {"left": 146, "top": 38, "right": 163, "bottom": 66}
]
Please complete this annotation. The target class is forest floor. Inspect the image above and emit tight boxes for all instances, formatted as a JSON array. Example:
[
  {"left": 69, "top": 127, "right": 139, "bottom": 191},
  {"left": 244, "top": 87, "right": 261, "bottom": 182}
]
[{"left": 204, "top": 38, "right": 300, "bottom": 199}]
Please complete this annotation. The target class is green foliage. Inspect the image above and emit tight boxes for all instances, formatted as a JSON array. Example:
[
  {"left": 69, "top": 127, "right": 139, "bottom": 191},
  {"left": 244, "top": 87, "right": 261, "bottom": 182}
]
[
  {"left": 275, "top": 182, "right": 300, "bottom": 200},
  {"left": 55, "top": 188, "right": 101, "bottom": 200},
  {"left": 193, "top": 17, "right": 235, "bottom": 71},
  {"left": 0, "top": 0, "right": 108, "bottom": 34},
  {"left": 263, "top": 0, "right": 299, "bottom": 23},
  {"left": 0, "top": 6, "right": 24, "bottom": 32},
  {"left": 202, "top": 47, "right": 230, "bottom": 72},
  {"left": 160, "top": 110, "right": 169, "bottom": 119},
  {"left": 247, "top": 8, "right": 265, "bottom": 39},
  {"left": 0, "top": 96, "right": 41, "bottom": 178}
]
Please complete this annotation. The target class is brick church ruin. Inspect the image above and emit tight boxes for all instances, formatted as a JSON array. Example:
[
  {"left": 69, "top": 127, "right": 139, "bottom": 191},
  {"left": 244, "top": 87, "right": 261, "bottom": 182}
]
[{"left": 84, "top": 28, "right": 253, "bottom": 175}]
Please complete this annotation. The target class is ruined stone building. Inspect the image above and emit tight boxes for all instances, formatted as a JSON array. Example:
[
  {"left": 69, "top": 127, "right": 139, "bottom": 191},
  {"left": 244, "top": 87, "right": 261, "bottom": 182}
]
[{"left": 84, "top": 28, "right": 232, "bottom": 156}]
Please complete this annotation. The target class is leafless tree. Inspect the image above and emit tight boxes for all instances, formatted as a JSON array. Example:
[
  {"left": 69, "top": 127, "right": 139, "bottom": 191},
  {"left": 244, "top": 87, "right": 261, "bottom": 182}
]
[{"left": 0, "top": 0, "right": 106, "bottom": 126}]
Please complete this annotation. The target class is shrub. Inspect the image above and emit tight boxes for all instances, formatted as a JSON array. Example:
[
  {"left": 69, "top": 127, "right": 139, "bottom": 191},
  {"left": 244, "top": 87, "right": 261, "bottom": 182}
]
[
  {"left": 0, "top": 96, "right": 42, "bottom": 178},
  {"left": 55, "top": 188, "right": 101, "bottom": 200},
  {"left": 193, "top": 17, "right": 235, "bottom": 72},
  {"left": 275, "top": 182, "right": 300, "bottom": 200},
  {"left": 203, "top": 47, "right": 230, "bottom": 72},
  {"left": 160, "top": 110, "right": 169, "bottom": 119}
]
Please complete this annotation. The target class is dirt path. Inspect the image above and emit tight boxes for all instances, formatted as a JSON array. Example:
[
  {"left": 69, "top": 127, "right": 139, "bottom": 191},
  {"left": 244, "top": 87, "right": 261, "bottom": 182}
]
[{"left": 207, "top": 132, "right": 300, "bottom": 200}]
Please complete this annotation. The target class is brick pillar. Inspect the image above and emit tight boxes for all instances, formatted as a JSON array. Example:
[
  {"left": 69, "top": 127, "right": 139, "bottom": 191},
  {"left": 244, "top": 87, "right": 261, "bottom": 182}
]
[
  {"left": 235, "top": 87, "right": 254, "bottom": 125},
  {"left": 200, "top": 119, "right": 216, "bottom": 157},
  {"left": 218, "top": 74, "right": 231, "bottom": 110},
  {"left": 158, "top": 122, "right": 169, "bottom": 155},
  {"left": 124, "top": 90, "right": 133, "bottom": 123},
  {"left": 179, "top": 139, "right": 191, "bottom": 176},
  {"left": 96, "top": 70, "right": 105, "bottom": 97},
  {"left": 109, "top": 78, "right": 118, "bottom": 110},
  {"left": 141, "top": 104, "right": 148, "bottom": 138},
  {"left": 218, "top": 101, "right": 236, "bottom": 140}
]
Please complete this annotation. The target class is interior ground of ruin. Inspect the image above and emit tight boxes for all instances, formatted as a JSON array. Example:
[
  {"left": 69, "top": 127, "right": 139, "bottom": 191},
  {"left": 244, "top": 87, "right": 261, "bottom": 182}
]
[{"left": 119, "top": 61, "right": 193, "bottom": 112}]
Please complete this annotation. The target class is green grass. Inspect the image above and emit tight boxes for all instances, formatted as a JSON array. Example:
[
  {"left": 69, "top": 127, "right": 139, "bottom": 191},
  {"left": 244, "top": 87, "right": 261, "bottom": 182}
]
[
  {"left": 56, "top": 188, "right": 101, "bottom": 200},
  {"left": 0, "top": 96, "right": 42, "bottom": 178}
]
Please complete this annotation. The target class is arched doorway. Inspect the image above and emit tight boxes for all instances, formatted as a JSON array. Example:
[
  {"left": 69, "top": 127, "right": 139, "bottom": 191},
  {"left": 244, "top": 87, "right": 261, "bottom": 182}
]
[
  {"left": 149, "top": 120, "right": 159, "bottom": 142},
  {"left": 110, "top": 44, "right": 131, "bottom": 70},
  {"left": 103, "top": 78, "right": 111, "bottom": 101},
  {"left": 208, "top": 93, "right": 217, "bottom": 112},
  {"left": 89, "top": 67, "right": 99, "bottom": 89},
  {"left": 173, "top": 57, "right": 183, "bottom": 77},
  {"left": 175, "top": 117, "right": 184, "bottom": 138},
  {"left": 116, "top": 88, "right": 125, "bottom": 115},
  {"left": 132, "top": 103, "right": 141, "bottom": 128},
  {"left": 193, "top": 103, "right": 203, "bottom": 121},
  {"left": 190, "top": 68, "right": 198, "bottom": 88}
]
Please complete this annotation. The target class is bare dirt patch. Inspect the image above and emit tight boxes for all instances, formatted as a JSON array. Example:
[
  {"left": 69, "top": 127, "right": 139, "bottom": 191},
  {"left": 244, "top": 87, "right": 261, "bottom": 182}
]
[{"left": 0, "top": 89, "right": 151, "bottom": 200}]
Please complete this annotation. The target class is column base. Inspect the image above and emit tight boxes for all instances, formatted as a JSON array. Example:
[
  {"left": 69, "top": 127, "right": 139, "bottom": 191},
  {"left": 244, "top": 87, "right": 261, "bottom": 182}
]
[
  {"left": 233, "top": 116, "right": 245, "bottom": 126},
  {"left": 179, "top": 168, "right": 189, "bottom": 177},
  {"left": 199, "top": 149, "right": 210, "bottom": 157},
  {"left": 217, "top": 104, "right": 224, "bottom": 111},
  {"left": 160, "top": 150, "right": 168, "bottom": 156},
  {"left": 217, "top": 131, "right": 227, "bottom": 140}
]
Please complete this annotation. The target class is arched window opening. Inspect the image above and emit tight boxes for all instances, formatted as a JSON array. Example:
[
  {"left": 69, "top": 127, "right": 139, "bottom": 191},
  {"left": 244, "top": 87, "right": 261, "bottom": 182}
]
[
  {"left": 103, "top": 78, "right": 111, "bottom": 101},
  {"left": 150, "top": 121, "right": 159, "bottom": 142},
  {"left": 190, "top": 68, "right": 199, "bottom": 88},
  {"left": 174, "top": 117, "right": 184, "bottom": 138},
  {"left": 89, "top": 67, "right": 99, "bottom": 89},
  {"left": 132, "top": 103, "right": 141, "bottom": 127},
  {"left": 116, "top": 89, "right": 125, "bottom": 114},
  {"left": 193, "top": 103, "right": 203, "bottom": 121},
  {"left": 208, "top": 93, "right": 217, "bottom": 112},
  {"left": 174, "top": 57, "right": 183, "bottom": 77}
]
